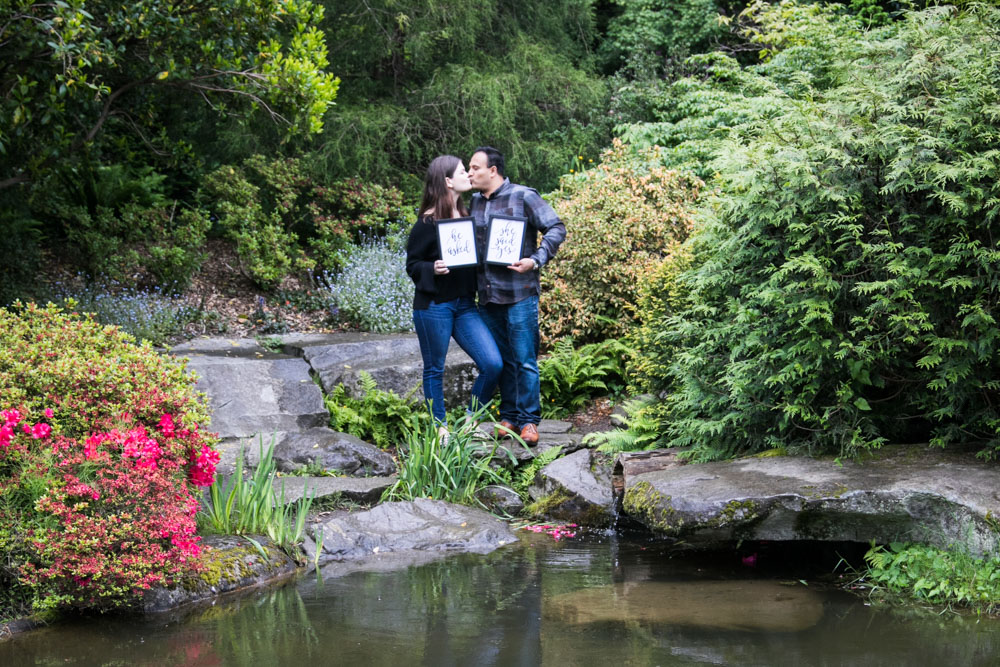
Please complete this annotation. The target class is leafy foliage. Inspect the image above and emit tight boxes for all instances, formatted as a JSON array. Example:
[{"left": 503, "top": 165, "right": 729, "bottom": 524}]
[
  {"left": 383, "top": 407, "right": 515, "bottom": 507},
  {"left": 511, "top": 445, "right": 564, "bottom": 500},
  {"left": 199, "top": 437, "right": 313, "bottom": 555},
  {"left": 862, "top": 542, "right": 1000, "bottom": 614},
  {"left": 324, "top": 372, "right": 419, "bottom": 450},
  {"left": 597, "top": 0, "right": 729, "bottom": 72},
  {"left": 539, "top": 338, "right": 631, "bottom": 419},
  {"left": 203, "top": 156, "right": 315, "bottom": 288},
  {"left": 616, "top": 1, "right": 873, "bottom": 178},
  {"left": 1, "top": 0, "right": 338, "bottom": 190},
  {"left": 628, "top": 245, "right": 695, "bottom": 394},
  {"left": 28, "top": 162, "right": 210, "bottom": 289},
  {"left": 0, "top": 207, "right": 41, "bottom": 306},
  {"left": 583, "top": 395, "right": 665, "bottom": 455},
  {"left": 309, "top": 178, "right": 413, "bottom": 271},
  {"left": 543, "top": 139, "right": 701, "bottom": 343},
  {"left": 634, "top": 3, "right": 1000, "bottom": 460},
  {"left": 313, "top": 0, "right": 610, "bottom": 192},
  {"left": 52, "top": 281, "right": 201, "bottom": 346}
]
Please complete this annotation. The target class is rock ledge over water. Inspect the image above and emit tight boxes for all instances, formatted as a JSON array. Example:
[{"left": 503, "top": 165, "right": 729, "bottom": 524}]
[{"left": 622, "top": 446, "right": 1000, "bottom": 556}]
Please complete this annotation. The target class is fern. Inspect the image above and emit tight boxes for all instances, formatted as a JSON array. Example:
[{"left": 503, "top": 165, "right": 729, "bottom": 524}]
[
  {"left": 323, "top": 371, "right": 424, "bottom": 449},
  {"left": 539, "top": 338, "right": 631, "bottom": 418},
  {"left": 512, "top": 446, "right": 564, "bottom": 499},
  {"left": 584, "top": 395, "right": 664, "bottom": 455}
]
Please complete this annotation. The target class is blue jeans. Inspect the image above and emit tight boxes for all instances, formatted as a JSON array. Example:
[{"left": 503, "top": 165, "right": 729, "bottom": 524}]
[
  {"left": 479, "top": 295, "right": 540, "bottom": 427},
  {"left": 413, "top": 297, "right": 503, "bottom": 424}
]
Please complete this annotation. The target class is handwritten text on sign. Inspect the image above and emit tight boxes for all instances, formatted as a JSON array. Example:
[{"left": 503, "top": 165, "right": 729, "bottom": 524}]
[
  {"left": 436, "top": 218, "right": 477, "bottom": 267},
  {"left": 486, "top": 216, "right": 526, "bottom": 265}
]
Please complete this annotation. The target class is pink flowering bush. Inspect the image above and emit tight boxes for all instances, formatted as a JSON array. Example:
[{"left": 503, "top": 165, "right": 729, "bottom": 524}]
[{"left": 0, "top": 303, "right": 219, "bottom": 615}]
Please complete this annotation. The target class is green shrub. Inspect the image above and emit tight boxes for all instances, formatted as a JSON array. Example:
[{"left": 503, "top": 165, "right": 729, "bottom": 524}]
[
  {"left": 628, "top": 245, "right": 695, "bottom": 394},
  {"left": 308, "top": 179, "right": 412, "bottom": 271},
  {"left": 383, "top": 408, "right": 515, "bottom": 507},
  {"left": 640, "top": 3, "right": 1000, "bottom": 460},
  {"left": 0, "top": 208, "right": 42, "bottom": 306},
  {"left": 862, "top": 542, "right": 1000, "bottom": 614},
  {"left": 542, "top": 139, "right": 701, "bottom": 344},
  {"left": 597, "top": 0, "right": 727, "bottom": 72},
  {"left": 583, "top": 395, "right": 665, "bottom": 455},
  {"left": 324, "top": 372, "right": 420, "bottom": 450},
  {"left": 43, "top": 163, "right": 210, "bottom": 289},
  {"left": 0, "top": 302, "right": 211, "bottom": 436},
  {"left": 199, "top": 437, "right": 312, "bottom": 556},
  {"left": 52, "top": 281, "right": 202, "bottom": 346},
  {"left": 204, "top": 156, "right": 315, "bottom": 288},
  {"left": 616, "top": 2, "right": 872, "bottom": 179}
]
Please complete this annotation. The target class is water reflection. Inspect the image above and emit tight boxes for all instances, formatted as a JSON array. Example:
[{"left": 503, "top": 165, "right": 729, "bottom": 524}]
[
  {"left": 545, "top": 580, "right": 825, "bottom": 632},
  {"left": 3, "top": 535, "right": 1000, "bottom": 666}
]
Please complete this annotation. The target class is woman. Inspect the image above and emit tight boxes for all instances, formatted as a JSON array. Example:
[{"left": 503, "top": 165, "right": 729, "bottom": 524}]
[{"left": 406, "top": 155, "right": 502, "bottom": 440}]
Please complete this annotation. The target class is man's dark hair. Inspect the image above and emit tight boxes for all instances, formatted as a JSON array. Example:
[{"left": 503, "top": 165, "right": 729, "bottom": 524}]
[{"left": 473, "top": 146, "right": 505, "bottom": 178}]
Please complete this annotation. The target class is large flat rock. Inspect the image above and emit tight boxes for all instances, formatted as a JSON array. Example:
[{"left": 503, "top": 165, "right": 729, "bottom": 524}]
[
  {"left": 623, "top": 447, "right": 1000, "bottom": 556},
  {"left": 309, "top": 498, "right": 517, "bottom": 564},
  {"left": 274, "top": 426, "right": 396, "bottom": 476},
  {"left": 179, "top": 354, "right": 328, "bottom": 439},
  {"left": 143, "top": 535, "right": 298, "bottom": 613}
]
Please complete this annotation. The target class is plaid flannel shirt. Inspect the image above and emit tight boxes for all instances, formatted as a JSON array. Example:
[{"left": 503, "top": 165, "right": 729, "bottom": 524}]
[{"left": 469, "top": 179, "right": 566, "bottom": 305}]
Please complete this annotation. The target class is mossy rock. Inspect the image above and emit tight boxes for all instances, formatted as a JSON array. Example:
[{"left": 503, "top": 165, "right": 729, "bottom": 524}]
[{"left": 143, "top": 535, "right": 300, "bottom": 613}]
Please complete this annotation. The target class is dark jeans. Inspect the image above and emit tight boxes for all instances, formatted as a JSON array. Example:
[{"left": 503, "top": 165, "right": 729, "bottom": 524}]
[
  {"left": 479, "top": 295, "right": 540, "bottom": 427},
  {"left": 413, "top": 297, "right": 503, "bottom": 424}
]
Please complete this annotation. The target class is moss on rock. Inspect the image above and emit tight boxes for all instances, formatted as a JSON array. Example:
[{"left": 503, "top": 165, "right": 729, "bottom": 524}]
[{"left": 623, "top": 481, "right": 683, "bottom": 534}]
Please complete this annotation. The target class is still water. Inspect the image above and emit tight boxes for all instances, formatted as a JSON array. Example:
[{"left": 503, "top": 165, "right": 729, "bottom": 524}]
[{"left": 3, "top": 533, "right": 1000, "bottom": 666}]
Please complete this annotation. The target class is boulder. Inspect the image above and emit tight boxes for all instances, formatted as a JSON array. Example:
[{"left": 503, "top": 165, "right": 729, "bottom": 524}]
[
  {"left": 143, "top": 535, "right": 298, "bottom": 613},
  {"left": 170, "top": 340, "right": 331, "bottom": 476},
  {"left": 528, "top": 449, "right": 614, "bottom": 526},
  {"left": 309, "top": 498, "right": 517, "bottom": 564},
  {"left": 273, "top": 475, "right": 395, "bottom": 505},
  {"left": 175, "top": 352, "right": 327, "bottom": 441},
  {"left": 622, "top": 446, "right": 1000, "bottom": 556},
  {"left": 273, "top": 427, "right": 396, "bottom": 477},
  {"left": 475, "top": 485, "right": 525, "bottom": 516}
]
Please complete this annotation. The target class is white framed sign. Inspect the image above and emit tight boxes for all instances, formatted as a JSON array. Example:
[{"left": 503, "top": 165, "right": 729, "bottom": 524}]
[
  {"left": 436, "top": 217, "right": 478, "bottom": 267},
  {"left": 486, "top": 215, "right": 527, "bottom": 266}
]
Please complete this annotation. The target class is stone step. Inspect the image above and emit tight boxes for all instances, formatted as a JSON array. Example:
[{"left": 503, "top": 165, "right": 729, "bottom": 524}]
[
  {"left": 273, "top": 475, "right": 395, "bottom": 505},
  {"left": 290, "top": 333, "right": 476, "bottom": 406},
  {"left": 274, "top": 427, "right": 396, "bottom": 477}
]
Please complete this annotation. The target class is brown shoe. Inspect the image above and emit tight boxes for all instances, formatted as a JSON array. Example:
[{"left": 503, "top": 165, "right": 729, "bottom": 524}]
[
  {"left": 495, "top": 420, "right": 518, "bottom": 439},
  {"left": 520, "top": 423, "right": 539, "bottom": 445}
]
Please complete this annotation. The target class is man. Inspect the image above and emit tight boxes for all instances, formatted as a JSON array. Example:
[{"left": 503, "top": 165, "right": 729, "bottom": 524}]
[{"left": 468, "top": 146, "right": 566, "bottom": 445}]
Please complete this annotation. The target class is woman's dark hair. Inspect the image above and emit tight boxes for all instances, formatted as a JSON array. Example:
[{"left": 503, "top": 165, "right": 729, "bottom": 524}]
[{"left": 420, "top": 155, "right": 469, "bottom": 222}]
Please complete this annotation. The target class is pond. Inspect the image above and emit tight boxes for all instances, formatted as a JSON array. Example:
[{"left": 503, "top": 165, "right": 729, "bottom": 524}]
[{"left": 3, "top": 533, "right": 999, "bottom": 665}]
